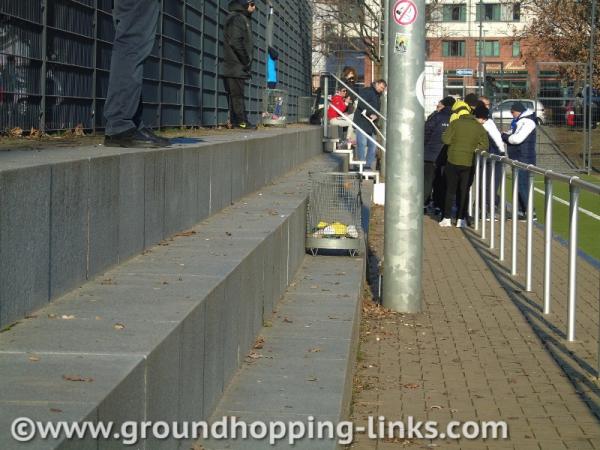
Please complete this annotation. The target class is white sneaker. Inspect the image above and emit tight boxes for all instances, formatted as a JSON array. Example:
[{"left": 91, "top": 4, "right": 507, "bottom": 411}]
[
  {"left": 456, "top": 219, "right": 466, "bottom": 228},
  {"left": 439, "top": 218, "right": 452, "bottom": 227}
]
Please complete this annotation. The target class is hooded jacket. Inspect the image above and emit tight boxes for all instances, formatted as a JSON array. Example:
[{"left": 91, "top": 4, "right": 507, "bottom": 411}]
[
  {"left": 221, "top": 1, "right": 254, "bottom": 79},
  {"left": 502, "top": 109, "right": 537, "bottom": 164},
  {"left": 450, "top": 100, "right": 472, "bottom": 123},
  {"left": 442, "top": 114, "right": 488, "bottom": 167},
  {"left": 424, "top": 105, "right": 452, "bottom": 162}
]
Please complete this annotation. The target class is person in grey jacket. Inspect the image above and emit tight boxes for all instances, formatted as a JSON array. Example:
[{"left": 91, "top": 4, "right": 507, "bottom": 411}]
[{"left": 221, "top": 0, "right": 256, "bottom": 129}]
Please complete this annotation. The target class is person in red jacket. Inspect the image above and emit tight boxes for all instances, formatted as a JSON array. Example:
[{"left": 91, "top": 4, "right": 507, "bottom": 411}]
[{"left": 327, "top": 88, "right": 355, "bottom": 144}]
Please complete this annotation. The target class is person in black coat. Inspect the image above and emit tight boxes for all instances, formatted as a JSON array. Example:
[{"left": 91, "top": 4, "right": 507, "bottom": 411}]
[
  {"left": 221, "top": 0, "right": 256, "bottom": 129},
  {"left": 354, "top": 79, "right": 387, "bottom": 169},
  {"left": 424, "top": 96, "right": 454, "bottom": 207}
]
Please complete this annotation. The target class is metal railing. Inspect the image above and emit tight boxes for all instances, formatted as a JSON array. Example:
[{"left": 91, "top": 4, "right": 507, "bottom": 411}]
[
  {"left": 470, "top": 150, "right": 600, "bottom": 373},
  {"left": 327, "top": 102, "right": 386, "bottom": 154}
]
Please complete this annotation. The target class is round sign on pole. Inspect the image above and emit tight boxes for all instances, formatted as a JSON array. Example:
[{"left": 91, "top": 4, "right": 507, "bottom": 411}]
[{"left": 393, "top": 0, "right": 418, "bottom": 27}]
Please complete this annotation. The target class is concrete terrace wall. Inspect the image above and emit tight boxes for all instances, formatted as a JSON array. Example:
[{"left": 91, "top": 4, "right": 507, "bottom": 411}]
[{"left": 0, "top": 128, "right": 322, "bottom": 328}]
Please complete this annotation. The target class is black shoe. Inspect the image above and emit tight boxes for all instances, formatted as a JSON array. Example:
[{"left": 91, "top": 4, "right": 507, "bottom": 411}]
[
  {"left": 234, "top": 122, "right": 257, "bottom": 130},
  {"left": 104, "top": 128, "right": 167, "bottom": 148},
  {"left": 140, "top": 127, "right": 170, "bottom": 146}
]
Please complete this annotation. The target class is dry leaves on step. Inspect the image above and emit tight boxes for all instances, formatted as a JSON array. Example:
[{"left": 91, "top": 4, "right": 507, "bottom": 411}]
[{"left": 63, "top": 375, "right": 94, "bottom": 382}]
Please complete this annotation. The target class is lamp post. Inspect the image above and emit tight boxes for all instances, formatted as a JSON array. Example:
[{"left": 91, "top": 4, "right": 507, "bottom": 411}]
[{"left": 478, "top": 0, "right": 483, "bottom": 94}]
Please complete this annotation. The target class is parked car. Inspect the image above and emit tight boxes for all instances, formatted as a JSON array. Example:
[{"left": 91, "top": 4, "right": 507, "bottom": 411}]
[
  {"left": 490, "top": 99, "right": 547, "bottom": 127},
  {"left": 565, "top": 99, "right": 599, "bottom": 129}
]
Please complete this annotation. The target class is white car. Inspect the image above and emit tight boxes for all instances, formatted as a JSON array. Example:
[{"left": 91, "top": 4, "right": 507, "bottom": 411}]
[{"left": 490, "top": 99, "right": 547, "bottom": 126}]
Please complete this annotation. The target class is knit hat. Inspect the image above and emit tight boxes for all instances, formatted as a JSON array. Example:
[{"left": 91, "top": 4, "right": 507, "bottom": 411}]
[
  {"left": 474, "top": 104, "right": 489, "bottom": 120},
  {"left": 440, "top": 96, "right": 456, "bottom": 108},
  {"left": 464, "top": 93, "right": 479, "bottom": 108},
  {"left": 510, "top": 102, "right": 526, "bottom": 113},
  {"left": 238, "top": 0, "right": 253, "bottom": 5}
]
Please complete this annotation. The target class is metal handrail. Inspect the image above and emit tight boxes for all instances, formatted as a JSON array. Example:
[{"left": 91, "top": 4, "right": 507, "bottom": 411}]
[
  {"left": 328, "top": 102, "right": 386, "bottom": 153},
  {"left": 322, "top": 72, "right": 387, "bottom": 122},
  {"left": 471, "top": 150, "right": 600, "bottom": 375}
]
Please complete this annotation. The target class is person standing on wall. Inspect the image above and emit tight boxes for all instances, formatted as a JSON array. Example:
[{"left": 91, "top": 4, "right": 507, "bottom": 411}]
[
  {"left": 221, "top": 0, "right": 257, "bottom": 130},
  {"left": 104, "top": 0, "right": 169, "bottom": 148}
]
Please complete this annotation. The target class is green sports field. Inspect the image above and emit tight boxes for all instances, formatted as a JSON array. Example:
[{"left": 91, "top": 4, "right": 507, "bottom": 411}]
[{"left": 505, "top": 174, "right": 600, "bottom": 261}]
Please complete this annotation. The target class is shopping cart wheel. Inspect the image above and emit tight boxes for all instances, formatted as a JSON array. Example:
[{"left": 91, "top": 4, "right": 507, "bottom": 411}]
[
  {"left": 309, "top": 248, "right": 319, "bottom": 256},
  {"left": 349, "top": 249, "right": 359, "bottom": 257}
]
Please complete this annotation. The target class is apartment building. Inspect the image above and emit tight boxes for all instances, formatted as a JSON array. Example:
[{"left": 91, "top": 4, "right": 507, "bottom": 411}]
[{"left": 426, "top": 0, "right": 538, "bottom": 99}]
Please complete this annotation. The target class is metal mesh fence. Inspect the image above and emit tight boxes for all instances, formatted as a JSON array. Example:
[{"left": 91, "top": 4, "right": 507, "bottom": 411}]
[
  {"left": 0, "top": 0, "right": 313, "bottom": 132},
  {"left": 305, "top": 172, "right": 363, "bottom": 254}
]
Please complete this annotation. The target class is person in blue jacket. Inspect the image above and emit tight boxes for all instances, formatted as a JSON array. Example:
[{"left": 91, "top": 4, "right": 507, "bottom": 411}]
[
  {"left": 501, "top": 101, "right": 537, "bottom": 220},
  {"left": 424, "top": 96, "right": 454, "bottom": 209},
  {"left": 354, "top": 79, "right": 387, "bottom": 169}
]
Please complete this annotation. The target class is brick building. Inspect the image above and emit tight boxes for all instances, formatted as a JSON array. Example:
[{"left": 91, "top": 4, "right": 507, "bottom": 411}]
[{"left": 425, "top": 0, "right": 539, "bottom": 101}]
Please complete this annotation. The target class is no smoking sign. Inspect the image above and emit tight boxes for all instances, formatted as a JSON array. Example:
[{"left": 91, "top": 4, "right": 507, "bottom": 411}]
[{"left": 393, "top": 0, "right": 418, "bottom": 26}]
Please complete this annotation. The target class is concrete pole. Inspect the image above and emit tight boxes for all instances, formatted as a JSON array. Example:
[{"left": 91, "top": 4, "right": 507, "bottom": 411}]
[
  {"left": 380, "top": 0, "right": 390, "bottom": 179},
  {"left": 382, "top": 0, "right": 425, "bottom": 313}
]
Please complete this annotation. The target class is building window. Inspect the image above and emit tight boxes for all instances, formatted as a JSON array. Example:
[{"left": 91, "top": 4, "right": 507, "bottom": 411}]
[
  {"left": 476, "top": 4, "right": 501, "bottom": 21},
  {"left": 476, "top": 40, "right": 500, "bottom": 57},
  {"left": 442, "top": 41, "right": 465, "bottom": 57},
  {"left": 442, "top": 4, "right": 466, "bottom": 22},
  {"left": 513, "top": 2, "right": 521, "bottom": 21},
  {"left": 512, "top": 41, "right": 521, "bottom": 57}
]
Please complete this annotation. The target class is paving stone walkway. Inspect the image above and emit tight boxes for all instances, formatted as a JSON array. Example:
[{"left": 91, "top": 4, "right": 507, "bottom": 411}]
[{"left": 349, "top": 214, "right": 600, "bottom": 450}]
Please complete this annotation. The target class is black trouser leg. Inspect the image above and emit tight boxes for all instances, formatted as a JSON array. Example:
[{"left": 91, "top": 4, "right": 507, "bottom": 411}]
[
  {"left": 433, "top": 165, "right": 446, "bottom": 209},
  {"left": 456, "top": 165, "right": 472, "bottom": 220},
  {"left": 424, "top": 161, "right": 436, "bottom": 206},
  {"left": 443, "top": 164, "right": 459, "bottom": 219},
  {"left": 104, "top": 0, "right": 159, "bottom": 136},
  {"left": 224, "top": 77, "right": 247, "bottom": 125}
]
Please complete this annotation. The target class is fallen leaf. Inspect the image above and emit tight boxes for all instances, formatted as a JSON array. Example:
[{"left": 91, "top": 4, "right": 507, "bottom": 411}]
[
  {"left": 74, "top": 123, "right": 85, "bottom": 137},
  {"left": 113, "top": 323, "right": 126, "bottom": 330},
  {"left": 307, "top": 377, "right": 318, "bottom": 382},
  {"left": 60, "top": 315, "right": 75, "bottom": 320},
  {"left": 308, "top": 347, "right": 321, "bottom": 353},
  {"left": 403, "top": 383, "right": 420, "bottom": 389},
  {"left": 50, "top": 408, "right": 63, "bottom": 413},
  {"left": 24, "top": 314, "right": 38, "bottom": 319},
  {"left": 9, "top": 127, "right": 23, "bottom": 137},
  {"left": 253, "top": 336, "right": 265, "bottom": 349},
  {"left": 63, "top": 375, "right": 94, "bottom": 382},
  {"left": 162, "top": 281, "right": 169, "bottom": 285},
  {"left": 28, "top": 355, "right": 40, "bottom": 362},
  {"left": 283, "top": 317, "right": 293, "bottom": 323},
  {"left": 100, "top": 278, "right": 114, "bottom": 285},
  {"left": 225, "top": 231, "right": 232, "bottom": 236},
  {"left": 430, "top": 405, "right": 443, "bottom": 410},
  {"left": 174, "top": 230, "right": 197, "bottom": 237},
  {"left": 48, "top": 314, "right": 58, "bottom": 319}
]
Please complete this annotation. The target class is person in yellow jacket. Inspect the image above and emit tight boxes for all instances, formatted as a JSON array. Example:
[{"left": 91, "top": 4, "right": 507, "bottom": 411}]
[
  {"left": 439, "top": 104, "right": 489, "bottom": 228},
  {"left": 449, "top": 93, "right": 479, "bottom": 122}
]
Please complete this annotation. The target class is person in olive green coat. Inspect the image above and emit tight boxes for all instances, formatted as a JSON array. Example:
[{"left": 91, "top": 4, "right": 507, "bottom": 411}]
[{"left": 439, "top": 105, "right": 489, "bottom": 228}]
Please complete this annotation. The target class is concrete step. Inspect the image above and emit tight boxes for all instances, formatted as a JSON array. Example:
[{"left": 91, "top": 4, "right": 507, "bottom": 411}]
[
  {"left": 200, "top": 254, "right": 364, "bottom": 450},
  {"left": 0, "top": 154, "right": 342, "bottom": 450}
]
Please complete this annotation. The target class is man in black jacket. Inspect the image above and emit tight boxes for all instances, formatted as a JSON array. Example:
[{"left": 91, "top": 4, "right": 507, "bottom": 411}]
[
  {"left": 221, "top": 0, "right": 256, "bottom": 129},
  {"left": 424, "top": 96, "right": 454, "bottom": 209},
  {"left": 354, "top": 79, "right": 387, "bottom": 169}
]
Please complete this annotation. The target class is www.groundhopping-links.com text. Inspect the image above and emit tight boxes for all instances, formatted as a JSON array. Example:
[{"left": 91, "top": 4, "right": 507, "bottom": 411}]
[{"left": 11, "top": 416, "right": 509, "bottom": 445}]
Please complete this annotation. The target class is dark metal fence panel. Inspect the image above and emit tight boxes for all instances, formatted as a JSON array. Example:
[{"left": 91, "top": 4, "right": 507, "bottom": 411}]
[{"left": 0, "top": 0, "right": 313, "bottom": 132}]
